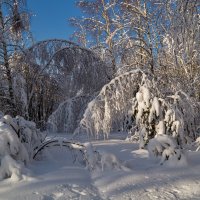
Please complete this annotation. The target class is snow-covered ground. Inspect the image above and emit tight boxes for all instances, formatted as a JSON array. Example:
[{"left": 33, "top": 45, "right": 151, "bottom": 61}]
[
  {"left": 92, "top": 140, "right": 200, "bottom": 200},
  {"left": 0, "top": 134, "right": 200, "bottom": 200}
]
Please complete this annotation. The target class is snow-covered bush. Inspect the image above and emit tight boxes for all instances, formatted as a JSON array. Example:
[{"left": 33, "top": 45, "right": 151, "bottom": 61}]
[
  {"left": 79, "top": 69, "right": 141, "bottom": 139},
  {"left": 0, "top": 114, "right": 43, "bottom": 180},
  {"left": 148, "top": 134, "right": 187, "bottom": 166},
  {"left": 132, "top": 84, "right": 184, "bottom": 148}
]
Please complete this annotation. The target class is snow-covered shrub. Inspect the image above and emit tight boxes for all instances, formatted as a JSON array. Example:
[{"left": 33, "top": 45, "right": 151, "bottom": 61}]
[
  {"left": 148, "top": 134, "right": 186, "bottom": 166},
  {"left": 131, "top": 87, "right": 196, "bottom": 148},
  {"left": 0, "top": 115, "right": 43, "bottom": 180},
  {"left": 79, "top": 70, "right": 178, "bottom": 145},
  {"left": 133, "top": 84, "right": 185, "bottom": 148}
]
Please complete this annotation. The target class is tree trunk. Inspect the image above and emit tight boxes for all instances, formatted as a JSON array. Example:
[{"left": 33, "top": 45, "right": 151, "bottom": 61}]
[{"left": 0, "top": 8, "right": 16, "bottom": 115}]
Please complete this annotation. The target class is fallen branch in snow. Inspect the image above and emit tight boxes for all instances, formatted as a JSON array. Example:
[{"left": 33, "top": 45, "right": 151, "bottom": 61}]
[{"left": 33, "top": 138, "right": 87, "bottom": 165}]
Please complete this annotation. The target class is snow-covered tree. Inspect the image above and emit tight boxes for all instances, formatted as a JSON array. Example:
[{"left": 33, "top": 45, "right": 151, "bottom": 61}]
[
  {"left": 70, "top": 0, "right": 131, "bottom": 77},
  {"left": 78, "top": 70, "right": 198, "bottom": 149},
  {"left": 156, "top": 0, "right": 200, "bottom": 98},
  {"left": 79, "top": 70, "right": 144, "bottom": 139},
  {"left": 20, "top": 39, "right": 110, "bottom": 128},
  {"left": 0, "top": 0, "right": 31, "bottom": 116},
  {"left": 120, "top": 0, "right": 158, "bottom": 73}
]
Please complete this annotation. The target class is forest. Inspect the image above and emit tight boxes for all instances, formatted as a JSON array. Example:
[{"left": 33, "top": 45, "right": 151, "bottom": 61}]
[{"left": 0, "top": 0, "right": 200, "bottom": 199}]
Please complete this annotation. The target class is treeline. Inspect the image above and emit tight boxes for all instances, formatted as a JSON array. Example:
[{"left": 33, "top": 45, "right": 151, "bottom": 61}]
[{"left": 0, "top": 0, "right": 199, "bottom": 130}]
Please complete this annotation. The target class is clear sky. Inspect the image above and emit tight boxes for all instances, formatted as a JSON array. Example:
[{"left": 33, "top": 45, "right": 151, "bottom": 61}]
[{"left": 27, "top": 0, "right": 81, "bottom": 41}]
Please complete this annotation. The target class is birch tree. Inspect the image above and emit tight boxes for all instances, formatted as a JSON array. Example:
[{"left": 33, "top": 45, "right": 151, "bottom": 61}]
[
  {"left": 0, "top": 0, "right": 30, "bottom": 115},
  {"left": 70, "top": 0, "right": 128, "bottom": 78}
]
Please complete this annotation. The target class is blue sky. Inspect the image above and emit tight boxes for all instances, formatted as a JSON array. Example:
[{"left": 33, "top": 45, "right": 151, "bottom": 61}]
[{"left": 27, "top": 0, "right": 81, "bottom": 41}]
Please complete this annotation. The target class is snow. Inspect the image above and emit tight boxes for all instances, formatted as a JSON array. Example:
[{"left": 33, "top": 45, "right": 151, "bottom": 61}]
[
  {"left": 1, "top": 133, "right": 200, "bottom": 200},
  {"left": 91, "top": 138, "right": 200, "bottom": 200},
  {"left": 156, "top": 120, "right": 165, "bottom": 135},
  {"left": 140, "top": 86, "right": 151, "bottom": 108}
]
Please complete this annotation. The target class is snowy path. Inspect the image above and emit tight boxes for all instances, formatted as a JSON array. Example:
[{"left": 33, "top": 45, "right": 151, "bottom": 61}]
[{"left": 0, "top": 137, "right": 200, "bottom": 200}]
